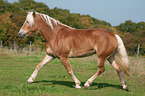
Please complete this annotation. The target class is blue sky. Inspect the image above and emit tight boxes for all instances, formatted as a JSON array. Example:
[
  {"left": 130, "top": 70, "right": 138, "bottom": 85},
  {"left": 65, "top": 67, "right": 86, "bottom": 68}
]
[{"left": 8, "top": 0, "right": 145, "bottom": 26}]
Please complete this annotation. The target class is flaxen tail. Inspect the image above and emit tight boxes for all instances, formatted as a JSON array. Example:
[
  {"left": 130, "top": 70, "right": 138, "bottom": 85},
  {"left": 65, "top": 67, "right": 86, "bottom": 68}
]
[{"left": 115, "top": 34, "right": 130, "bottom": 76}]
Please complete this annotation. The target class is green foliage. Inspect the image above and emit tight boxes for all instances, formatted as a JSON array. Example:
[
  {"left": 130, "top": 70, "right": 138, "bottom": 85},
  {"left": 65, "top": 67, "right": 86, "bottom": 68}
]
[
  {"left": 115, "top": 20, "right": 139, "bottom": 34},
  {"left": 0, "top": 25, "right": 7, "bottom": 41},
  {"left": 122, "top": 32, "right": 137, "bottom": 55},
  {"left": 0, "top": 0, "right": 145, "bottom": 55}
]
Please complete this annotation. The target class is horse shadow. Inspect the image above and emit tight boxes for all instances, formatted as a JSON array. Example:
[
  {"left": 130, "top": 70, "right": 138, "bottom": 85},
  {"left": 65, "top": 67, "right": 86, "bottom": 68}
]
[{"left": 33, "top": 80, "right": 123, "bottom": 90}]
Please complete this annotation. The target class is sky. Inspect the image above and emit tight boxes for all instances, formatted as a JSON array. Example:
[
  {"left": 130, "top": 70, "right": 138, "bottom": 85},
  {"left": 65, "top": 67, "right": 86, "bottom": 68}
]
[{"left": 8, "top": 0, "right": 145, "bottom": 26}]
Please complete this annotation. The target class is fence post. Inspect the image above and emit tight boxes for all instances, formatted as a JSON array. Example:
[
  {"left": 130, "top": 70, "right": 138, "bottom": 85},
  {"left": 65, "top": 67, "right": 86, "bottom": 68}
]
[
  {"left": 136, "top": 44, "right": 140, "bottom": 63},
  {"left": 29, "top": 41, "right": 32, "bottom": 52},
  {"left": 1, "top": 40, "right": 2, "bottom": 50},
  {"left": 14, "top": 41, "right": 16, "bottom": 51}
]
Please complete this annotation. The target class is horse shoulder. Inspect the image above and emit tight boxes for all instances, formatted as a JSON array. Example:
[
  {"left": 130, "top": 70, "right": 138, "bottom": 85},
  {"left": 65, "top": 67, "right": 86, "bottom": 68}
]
[
  {"left": 51, "top": 28, "right": 73, "bottom": 57},
  {"left": 45, "top": 42, "right": 56, "bottom": 57}
]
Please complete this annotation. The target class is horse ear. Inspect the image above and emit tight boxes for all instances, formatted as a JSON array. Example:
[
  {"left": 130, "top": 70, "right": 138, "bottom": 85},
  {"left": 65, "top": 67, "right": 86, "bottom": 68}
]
[{"left": 33, "top": 11, "right": 36, "bottom": 17}]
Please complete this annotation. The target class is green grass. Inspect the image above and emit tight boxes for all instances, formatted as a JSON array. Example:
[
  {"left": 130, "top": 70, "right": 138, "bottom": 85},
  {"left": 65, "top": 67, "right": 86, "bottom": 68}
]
[{"left": 0, "top": 50, "right": 145, "bottom": 96}]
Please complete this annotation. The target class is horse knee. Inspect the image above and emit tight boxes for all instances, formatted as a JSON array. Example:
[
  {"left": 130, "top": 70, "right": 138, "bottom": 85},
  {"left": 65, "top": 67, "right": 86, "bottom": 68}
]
[
  {"left": 97, "top": 57, "right": 105, "bottom": 73},
  {"left": 112, "top": 61, "right": 121, "bottom": 72},
  {"left": 98, "top": 65, "right": 105, "bottom": 73},
  {"left": 36, "top": 62, "right": 44, "bottom": 69},
  {"left": 97, "top": 67, "right": 105, "bottom": 76},
  {"left": 36, "top": 65, "right": 41, "bottom": 70},
  {"left": 67, "top": 70, "right": 73, "bottom": 76},
  {"left": 101, "top": 67, "right": 105, "bottom": 72},
  {"left": 100, "top": 67, "right": 105, "bottom": 73}
]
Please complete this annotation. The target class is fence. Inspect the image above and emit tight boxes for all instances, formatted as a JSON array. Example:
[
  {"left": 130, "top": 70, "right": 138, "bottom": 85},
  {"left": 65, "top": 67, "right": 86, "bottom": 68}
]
[{"left": 0, "top": 40, "right": 42, "bottom": 53}]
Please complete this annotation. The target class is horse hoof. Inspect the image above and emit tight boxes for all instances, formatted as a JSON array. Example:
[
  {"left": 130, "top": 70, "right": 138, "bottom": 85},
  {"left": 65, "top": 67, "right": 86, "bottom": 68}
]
[
  {"left": 75, "top": 85, "right": 81, "bottom": 89},
  {"left": 123, "top": 85, "right": 128, "bottom": 91},
  {"left": 27, "top": 80, "right": 33, "bottom": 83},
  {"left": 27, "top": 78, "right": 33, "bottom": 83},
  {"left": 84, "top": 84, "right": 90, "bottom": 88}
]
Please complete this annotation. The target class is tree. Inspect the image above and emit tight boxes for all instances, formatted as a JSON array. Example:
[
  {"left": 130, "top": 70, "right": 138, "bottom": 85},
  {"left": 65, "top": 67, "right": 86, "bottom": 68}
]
[
  {"left": 122, "top": 32, "right": 137, "bottom": 55},
  {"left": 115, "top": 20, "right": 137, "bottom": 34},
  {"left": 0, "top": 25, "right": 7, "bottom": 41},
  {"left": 137, "top": 22, "right": 145, "bottom": 30},
  {"left": 35, "top": 2, "right": 50, "bottom": 14},
  {"left": 18, "top": 0, "right": 36, "bottom": 11},
  {"left": 0, "top": 0, "right": 6, "bottom": 14}
]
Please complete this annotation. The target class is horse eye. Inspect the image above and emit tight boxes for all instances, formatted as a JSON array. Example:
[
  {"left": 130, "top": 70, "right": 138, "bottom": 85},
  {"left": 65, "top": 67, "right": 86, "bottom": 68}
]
[{"left": 26, "top": 21, "right": 29, "bottom": 24}]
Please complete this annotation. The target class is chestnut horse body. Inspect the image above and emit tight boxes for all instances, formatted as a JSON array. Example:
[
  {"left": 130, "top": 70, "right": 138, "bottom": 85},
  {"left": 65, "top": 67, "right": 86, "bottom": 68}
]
[{"left": 18, "top": 12, "right": 130, "bottom": 90}]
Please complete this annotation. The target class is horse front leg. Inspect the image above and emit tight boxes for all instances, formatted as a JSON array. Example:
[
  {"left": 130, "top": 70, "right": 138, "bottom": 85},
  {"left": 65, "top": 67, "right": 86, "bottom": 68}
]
[
  {"left": 60, "top": 57, "right": 81, "bottom": 89},
  {"left": 27, "top": 54, "right": 54, "bottom": 83}
]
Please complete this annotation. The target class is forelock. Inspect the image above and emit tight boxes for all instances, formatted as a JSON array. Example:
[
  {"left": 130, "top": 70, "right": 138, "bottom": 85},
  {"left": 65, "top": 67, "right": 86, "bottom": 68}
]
[{"left": 26, "top": 12, "right": 35, "bottom": 26}]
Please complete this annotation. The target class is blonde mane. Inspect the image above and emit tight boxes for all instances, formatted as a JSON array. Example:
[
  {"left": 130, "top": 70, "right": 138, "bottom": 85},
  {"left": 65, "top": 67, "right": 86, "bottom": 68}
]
[{"left": 26, "top": 12, "right": 74, "bottom": 31}]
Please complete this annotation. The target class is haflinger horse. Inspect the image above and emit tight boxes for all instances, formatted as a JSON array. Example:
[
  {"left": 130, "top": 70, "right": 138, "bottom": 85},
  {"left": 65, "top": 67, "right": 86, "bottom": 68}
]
[{"left": 18, "top": 11, "right": 130, "bottom": 90}]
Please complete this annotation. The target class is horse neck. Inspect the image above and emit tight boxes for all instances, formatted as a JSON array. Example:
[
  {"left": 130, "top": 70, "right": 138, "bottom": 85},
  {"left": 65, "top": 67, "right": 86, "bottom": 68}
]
[
  {"left": 35, "top": 17, "right": 56, "bottom": 43},
  {"left": 35, "top": 14, "right": 73, "bottom": 42}
]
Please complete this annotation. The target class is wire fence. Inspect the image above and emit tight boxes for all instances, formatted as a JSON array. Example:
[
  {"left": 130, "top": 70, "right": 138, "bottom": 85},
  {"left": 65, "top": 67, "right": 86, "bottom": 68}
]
[{"left": 0, "top": 40, "right": 43, "bottom": 53}]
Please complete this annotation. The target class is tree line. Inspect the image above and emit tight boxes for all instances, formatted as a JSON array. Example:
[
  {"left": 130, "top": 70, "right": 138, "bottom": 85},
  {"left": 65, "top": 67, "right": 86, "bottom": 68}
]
[{"left": 0, "top": 0, "right": 145, "bottom": 55}]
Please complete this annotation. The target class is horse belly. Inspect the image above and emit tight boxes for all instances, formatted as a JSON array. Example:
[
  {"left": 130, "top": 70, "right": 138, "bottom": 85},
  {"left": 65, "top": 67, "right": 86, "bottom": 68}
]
[{"left": 69, "top": 49, "right": 96, "bottom": 58}]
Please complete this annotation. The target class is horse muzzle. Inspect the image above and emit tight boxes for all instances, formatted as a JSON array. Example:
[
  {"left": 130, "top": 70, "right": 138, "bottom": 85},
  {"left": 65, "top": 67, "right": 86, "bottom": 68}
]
[{"left": 18, "top": 30, "right": 27, "bottom": 38}]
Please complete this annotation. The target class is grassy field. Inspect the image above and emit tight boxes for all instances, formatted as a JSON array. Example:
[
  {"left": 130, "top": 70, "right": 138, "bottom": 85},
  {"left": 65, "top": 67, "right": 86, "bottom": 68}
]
[{"left": 0, "top": 49, "right": 145, "bottom": 96}]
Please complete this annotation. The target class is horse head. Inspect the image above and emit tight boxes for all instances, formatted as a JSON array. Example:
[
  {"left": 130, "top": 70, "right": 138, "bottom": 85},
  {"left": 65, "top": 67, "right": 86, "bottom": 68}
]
[{"left": 18, "top": 12, "right": 38, "bottom": 38}]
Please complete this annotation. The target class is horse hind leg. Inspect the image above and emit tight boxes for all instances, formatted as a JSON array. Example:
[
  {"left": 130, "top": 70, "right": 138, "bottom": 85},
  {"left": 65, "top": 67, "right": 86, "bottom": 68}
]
[
  {"left": 27, "top": 54, "right": 54, "bottom": 83},
  {"left": 107, "top": 54, "right": 128, "bottom": 90},
  {"left": 84, "top": 57, "right": 105, "bottom": 88}
]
